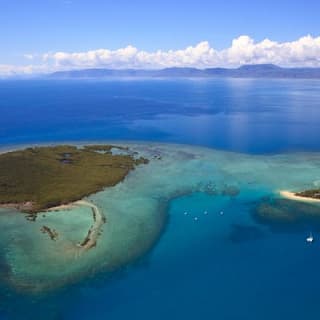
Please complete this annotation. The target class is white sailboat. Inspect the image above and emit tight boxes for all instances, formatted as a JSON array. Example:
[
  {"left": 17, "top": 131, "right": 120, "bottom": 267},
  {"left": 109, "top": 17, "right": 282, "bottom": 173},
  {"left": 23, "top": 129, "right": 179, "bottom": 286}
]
[{"left": 306, "top": 232, "right": 314, "bottom": 243}]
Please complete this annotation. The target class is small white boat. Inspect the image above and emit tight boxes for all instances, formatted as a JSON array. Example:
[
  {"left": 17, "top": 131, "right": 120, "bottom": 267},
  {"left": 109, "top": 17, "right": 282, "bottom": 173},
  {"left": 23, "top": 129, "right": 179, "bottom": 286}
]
[
  {"left": 220, "top": 211, "right": 224, "bottom": 215},
  {"left": 194, "top": 217, "right": 199, "bottom": 221},
  {"left": 306, "top": 233, "right": 314, "bottom": 243},
  {"left": 204, "top": 211, "right": 208, "bottom": 215}
]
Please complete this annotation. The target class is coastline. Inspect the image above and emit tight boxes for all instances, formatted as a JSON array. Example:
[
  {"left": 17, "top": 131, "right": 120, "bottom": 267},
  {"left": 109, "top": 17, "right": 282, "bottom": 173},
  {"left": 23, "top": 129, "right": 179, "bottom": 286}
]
[
  {"left": 46, "top": 200, "right": 106, "bottom": 251},
  {"left": 45, "top": 202, "right": 77, "bottom": 212},
  {"left": 280, "top": 190, "right": 320, "bottom": 203},
  {"left": 75, "top": 200, "right": 106, "bottom": 250},
  {"left": 0, "top": 144, "right": 148, "bottom": 213}
]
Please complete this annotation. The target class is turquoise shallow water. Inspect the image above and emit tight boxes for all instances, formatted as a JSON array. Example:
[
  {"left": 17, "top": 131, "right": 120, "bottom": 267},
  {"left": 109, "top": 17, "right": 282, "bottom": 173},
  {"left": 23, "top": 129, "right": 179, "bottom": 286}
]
[
  {"left": 0, "top": 78, "right": 320, "bottom": 319},
  {"left": 0, "top": 143, "right": 320, "bottom": 319}
]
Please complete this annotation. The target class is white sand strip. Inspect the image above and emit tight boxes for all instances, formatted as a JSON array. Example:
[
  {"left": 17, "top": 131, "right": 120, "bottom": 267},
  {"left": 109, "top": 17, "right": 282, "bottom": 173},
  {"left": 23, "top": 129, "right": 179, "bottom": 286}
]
[{"left": 280, "top": 190, "right": 320, "bottom": 203}]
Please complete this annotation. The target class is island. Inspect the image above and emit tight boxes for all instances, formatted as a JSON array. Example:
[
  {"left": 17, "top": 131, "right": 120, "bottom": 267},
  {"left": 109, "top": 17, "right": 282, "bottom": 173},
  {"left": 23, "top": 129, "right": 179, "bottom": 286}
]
[
  {"left": 252, "top": 189, "right": 320, "bottom": 226},
  {"left": 0, "top": 144, "right": 149, "bottom": 213},
  {"left": 294, "top": 189, "right": 320, "bottom": 200},
  {"left": 280, "top": 189, "right": 320, "bottom": 203}
]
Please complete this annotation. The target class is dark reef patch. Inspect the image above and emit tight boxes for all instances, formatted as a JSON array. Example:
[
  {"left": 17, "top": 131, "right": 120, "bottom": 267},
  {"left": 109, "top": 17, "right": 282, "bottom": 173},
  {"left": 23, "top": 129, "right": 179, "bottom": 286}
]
[
  {"left": 222, "top": 185, "right": 240, "bottom": 197},
  {"left": 252, "top": 197, "right": 320, "bottom": 231}
]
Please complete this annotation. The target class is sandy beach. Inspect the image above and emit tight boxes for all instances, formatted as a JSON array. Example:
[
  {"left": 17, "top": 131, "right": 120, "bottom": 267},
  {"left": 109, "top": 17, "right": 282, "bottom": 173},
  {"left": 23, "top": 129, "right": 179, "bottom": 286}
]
[
  {"left": 280, "top": 190, "right": 320, "bottom": 203},
  {"left": 45, "top": 199, "right": 106, "bottom": 251},
  {"left": 76, "top": 200, "right": 106, "bottom": 250},
  {"left": 45, "top": 203, "right": 76, "bottom": 211}
]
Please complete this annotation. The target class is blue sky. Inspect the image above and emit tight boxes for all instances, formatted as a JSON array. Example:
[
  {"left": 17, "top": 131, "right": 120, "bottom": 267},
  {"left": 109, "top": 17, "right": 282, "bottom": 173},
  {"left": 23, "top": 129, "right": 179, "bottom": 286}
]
[{"left": 0, "top": 0, "right": 320, "bottom": 73}]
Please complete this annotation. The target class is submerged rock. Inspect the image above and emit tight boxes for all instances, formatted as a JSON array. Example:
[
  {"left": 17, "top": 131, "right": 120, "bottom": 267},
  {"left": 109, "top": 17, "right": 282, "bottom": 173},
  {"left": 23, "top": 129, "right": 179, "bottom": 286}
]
[
  {"left": 252, "top": 197, "right": 320, "bottom": 229},
  {"left": 222, "top": 185, "right": 240, "bottom": 197}
]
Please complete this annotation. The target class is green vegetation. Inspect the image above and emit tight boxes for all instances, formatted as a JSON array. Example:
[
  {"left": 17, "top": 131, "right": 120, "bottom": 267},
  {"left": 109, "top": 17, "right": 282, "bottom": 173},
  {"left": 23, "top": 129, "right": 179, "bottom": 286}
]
[
  {"left": 0, "top": 145, "right": 148, "bottom": 213},
  {"left": 295, "top": 189, "right": 320, "bottom": 199}
]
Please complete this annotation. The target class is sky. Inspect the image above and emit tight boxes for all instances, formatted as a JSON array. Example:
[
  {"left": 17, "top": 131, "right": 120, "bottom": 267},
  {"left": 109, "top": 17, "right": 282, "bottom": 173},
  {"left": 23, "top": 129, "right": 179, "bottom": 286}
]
[{"left": 0, "top": 0, "right": 320, "bottom": 75}]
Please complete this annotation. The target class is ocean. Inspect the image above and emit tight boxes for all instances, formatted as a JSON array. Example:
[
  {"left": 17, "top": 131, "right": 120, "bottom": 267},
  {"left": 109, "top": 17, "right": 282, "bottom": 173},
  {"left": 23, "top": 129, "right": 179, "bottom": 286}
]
[
  {"left": 1, "top": 78, "right": 320, "bottom": 153},
  {"left": 0, "top": 78, "right": 320, "bottom": 319}
]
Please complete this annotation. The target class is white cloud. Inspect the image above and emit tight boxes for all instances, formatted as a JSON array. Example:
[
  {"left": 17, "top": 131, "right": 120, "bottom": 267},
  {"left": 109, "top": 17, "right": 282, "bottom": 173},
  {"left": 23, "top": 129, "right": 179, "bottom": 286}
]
[
  {"left": 221, "top": 35, "right": 320, "bottom": 67},
  {"left": 1, "top": 35, "right": 320, "bottom": 76},
  {"left": 42, "top": 41, "right": 218, "bottom": 69}
]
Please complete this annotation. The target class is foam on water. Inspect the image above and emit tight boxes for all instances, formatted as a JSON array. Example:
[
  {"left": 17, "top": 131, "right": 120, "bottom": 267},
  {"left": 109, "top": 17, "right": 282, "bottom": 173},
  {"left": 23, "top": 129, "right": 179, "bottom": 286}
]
[{"left": 0, "top": 142, "right": 320, "bottom": 293}]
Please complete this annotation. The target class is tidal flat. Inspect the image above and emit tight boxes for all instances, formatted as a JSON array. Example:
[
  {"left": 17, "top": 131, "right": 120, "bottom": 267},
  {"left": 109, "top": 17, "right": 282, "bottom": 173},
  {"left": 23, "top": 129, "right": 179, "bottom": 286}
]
[{"left": 0, "top": 142, "right": 320, "bottom": 294}]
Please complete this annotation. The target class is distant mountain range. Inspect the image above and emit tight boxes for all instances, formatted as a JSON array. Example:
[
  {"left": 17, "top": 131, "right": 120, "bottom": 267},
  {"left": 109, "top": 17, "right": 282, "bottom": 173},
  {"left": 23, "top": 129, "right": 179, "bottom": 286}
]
[{"left": 49, "top": 64, "right": 320, "bottom": 79}]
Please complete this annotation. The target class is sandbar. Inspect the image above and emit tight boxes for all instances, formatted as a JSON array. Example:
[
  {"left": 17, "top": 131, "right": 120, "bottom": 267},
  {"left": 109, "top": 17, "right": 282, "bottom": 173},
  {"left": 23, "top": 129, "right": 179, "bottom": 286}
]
[{"left": 280, "top": 190, "right": 320, "bottom": 203}]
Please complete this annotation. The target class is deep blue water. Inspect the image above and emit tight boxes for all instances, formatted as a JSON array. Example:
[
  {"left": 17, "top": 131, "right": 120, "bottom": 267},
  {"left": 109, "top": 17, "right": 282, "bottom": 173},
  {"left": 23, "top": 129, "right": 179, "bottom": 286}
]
[
  {"left": 1, "top": 78, "right": 320, "bottom": 153},
  {"left": 1, "top": 78, "right": 320, "bottom": 320}
]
